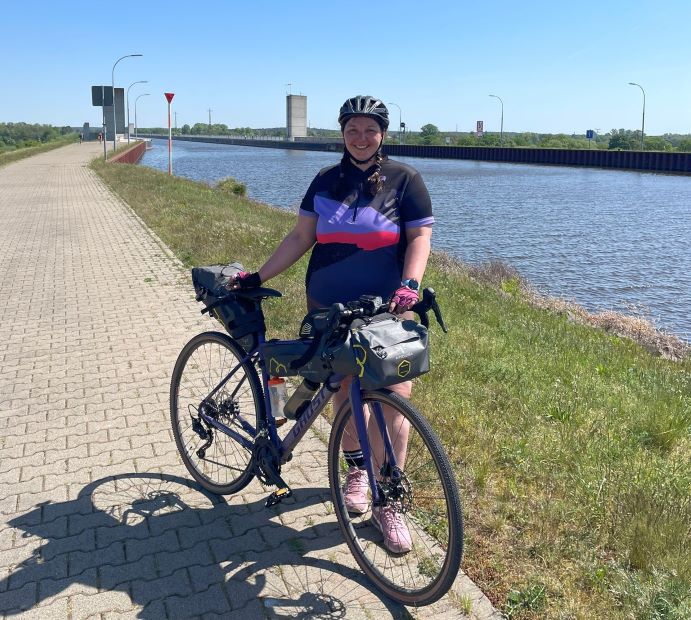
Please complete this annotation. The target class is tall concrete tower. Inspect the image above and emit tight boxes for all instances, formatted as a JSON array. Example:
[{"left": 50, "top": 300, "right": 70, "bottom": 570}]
[{"left": 286, "top": 95, "right": 307, "bottom": 141}]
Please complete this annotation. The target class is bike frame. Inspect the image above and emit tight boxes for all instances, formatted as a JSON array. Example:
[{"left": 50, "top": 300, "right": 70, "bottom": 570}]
[{"left": 196, "top": 330, "right": 400, "bottom": 505}]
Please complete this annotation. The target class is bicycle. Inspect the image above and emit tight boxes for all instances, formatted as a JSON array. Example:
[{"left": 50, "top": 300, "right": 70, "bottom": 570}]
[{"left": 170, "top": 270, "right": 463, "bottom": 606}]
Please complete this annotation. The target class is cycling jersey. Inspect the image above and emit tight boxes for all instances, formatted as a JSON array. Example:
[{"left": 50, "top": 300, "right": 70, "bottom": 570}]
[{"left": 299, "top": 157, "right": 434, "bottom": 306}]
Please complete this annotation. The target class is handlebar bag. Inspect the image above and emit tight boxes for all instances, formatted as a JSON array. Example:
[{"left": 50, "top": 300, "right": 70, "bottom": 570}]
[
  {"left": 327, "top": 313, "right": 429, "bottom": 390},
  {"left": 192, "top": 263, "right": 265, "bottom": 352}
]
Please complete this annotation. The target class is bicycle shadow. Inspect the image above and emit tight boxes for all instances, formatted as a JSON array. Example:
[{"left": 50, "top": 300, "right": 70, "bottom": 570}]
[{"left": 1, "top": 472, "right": 406, "bottom": 618}]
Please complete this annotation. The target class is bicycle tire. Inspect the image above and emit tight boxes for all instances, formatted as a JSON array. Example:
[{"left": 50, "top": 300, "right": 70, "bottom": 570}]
[
  {"left": 328, "top": 388, "right": 463, "bottom": 606},
  {"left": 170, "top": 331, "right": 262, "bottom": 494}
]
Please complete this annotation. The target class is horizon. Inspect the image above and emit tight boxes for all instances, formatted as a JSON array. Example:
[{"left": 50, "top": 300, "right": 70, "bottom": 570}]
[{"left": 1, "top": 1, "right": 690, "bottom": 136}]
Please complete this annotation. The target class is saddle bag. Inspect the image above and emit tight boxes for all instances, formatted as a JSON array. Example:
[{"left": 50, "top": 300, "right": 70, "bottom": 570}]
[{"left": 192, "top": 263, "right": 265, "bottom": 352}]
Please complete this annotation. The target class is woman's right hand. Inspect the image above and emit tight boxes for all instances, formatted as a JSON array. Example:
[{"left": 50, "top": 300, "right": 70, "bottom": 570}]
[{"left": 228, "top": 271, "right": 262, "bottom": 290}]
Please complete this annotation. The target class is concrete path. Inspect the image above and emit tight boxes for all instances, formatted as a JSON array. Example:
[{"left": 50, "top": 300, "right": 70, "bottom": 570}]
[{"left": 0, "top": 143, "right": 502, "bottom": 619}]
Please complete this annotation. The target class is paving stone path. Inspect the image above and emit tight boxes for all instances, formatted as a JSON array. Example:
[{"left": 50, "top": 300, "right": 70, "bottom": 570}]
[{"left": 0, "top": 143, "right": 503, "bottom": 619}]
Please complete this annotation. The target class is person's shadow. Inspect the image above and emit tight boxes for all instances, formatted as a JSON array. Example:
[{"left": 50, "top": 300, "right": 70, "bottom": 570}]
[{"left": 1, "top": 472, "right": 405, "bottom": 618}]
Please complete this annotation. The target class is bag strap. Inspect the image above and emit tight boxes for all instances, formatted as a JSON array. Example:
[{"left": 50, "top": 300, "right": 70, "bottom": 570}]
[{"left": 289, "top": 328, "right": 326, "bottom": 370}]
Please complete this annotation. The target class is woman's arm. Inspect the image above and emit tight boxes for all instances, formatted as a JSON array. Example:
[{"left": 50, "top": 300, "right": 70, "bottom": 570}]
[
  {"left": 257, "top": 214, "right": 317, "bottom": 283},
  {"left": 401, "top": 225, "right": 432, "bottom": 284}
]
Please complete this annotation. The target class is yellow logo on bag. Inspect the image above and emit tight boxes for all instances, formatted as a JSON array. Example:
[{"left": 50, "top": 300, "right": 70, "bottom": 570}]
[
  {"left": 353, "top": 344, "right": 367, "bottom": 378},
  {"left": 269, "top": 358, "right": 288, "bottom": 376},
  {"left": 397, "top": 360, "right": 411, "bottom": 377}
]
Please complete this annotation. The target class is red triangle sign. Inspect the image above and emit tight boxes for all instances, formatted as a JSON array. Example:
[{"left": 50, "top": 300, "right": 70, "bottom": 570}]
[{"left": 164, "top": 92, "right": 175, "bottom": 103}]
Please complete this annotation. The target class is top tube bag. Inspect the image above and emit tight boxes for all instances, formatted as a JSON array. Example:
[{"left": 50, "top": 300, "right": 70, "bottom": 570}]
[{"left": 192, "top": 263, "right": 265, "bottom": 352}]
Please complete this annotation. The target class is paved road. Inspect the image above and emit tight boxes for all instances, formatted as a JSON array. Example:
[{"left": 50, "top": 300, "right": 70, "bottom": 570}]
[{"left": 0, "top": 143, "right": 502, "bottom": 619}]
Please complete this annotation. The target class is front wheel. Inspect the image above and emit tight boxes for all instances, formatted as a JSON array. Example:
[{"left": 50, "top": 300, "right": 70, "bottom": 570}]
[
  {"left": 328, "top": 389, "right": 463, "bottom": 606},
  {"left": 170, "top": 331, "right": 263, "bottom": 494}
]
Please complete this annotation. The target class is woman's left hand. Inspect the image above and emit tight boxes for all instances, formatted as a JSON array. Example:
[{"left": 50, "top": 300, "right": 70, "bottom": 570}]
[{"left": 388, "top": 286, "right": 419, "bottom": 314}]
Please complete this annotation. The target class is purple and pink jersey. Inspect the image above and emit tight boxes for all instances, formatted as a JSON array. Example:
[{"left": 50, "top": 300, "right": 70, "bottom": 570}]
[{"left": 299, "top": 158, "right": 434, "bottom": 306}]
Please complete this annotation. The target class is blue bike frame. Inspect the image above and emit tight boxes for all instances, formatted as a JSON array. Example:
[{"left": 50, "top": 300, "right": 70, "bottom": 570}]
[{"left": 196, "top": 332, "right": 401, "bottom": 506}]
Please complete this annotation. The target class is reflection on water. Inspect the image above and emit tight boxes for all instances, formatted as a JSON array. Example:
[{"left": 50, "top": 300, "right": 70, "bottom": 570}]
[{"left": 141, "top": 138, "right": 691, "bottom": 340}]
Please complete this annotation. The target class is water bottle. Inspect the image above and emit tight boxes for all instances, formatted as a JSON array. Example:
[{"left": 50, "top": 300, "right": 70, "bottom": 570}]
[
  {"left": 268, "top": 377, "right": 288, "bottom": 418},
  {"left": 283, "top": 378, "right": 320, "bottom": 420}
]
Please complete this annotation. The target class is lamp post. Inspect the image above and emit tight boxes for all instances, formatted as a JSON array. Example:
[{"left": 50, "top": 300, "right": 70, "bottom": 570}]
[
  {"left": 134, "top": 93, "right": 150, "bottom": 138},
  {"left": 388, "top": 102, "right": 403, "bottom": 144},
  {"left": 628, "top": 82, "right": 646, "bottom": 150},
  {"left": 111, "top": 54, "right": 143, "bottom": 153},
  {"left": 126, "top": 80, "right": 147, "bottom": 144},
  {"left": 489, "top": 94, "right": 504, "bottom": 146}
]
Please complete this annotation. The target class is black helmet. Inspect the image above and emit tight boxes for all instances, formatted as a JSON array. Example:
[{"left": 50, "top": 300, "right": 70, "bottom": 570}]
[{"left": 338, "top": 96, "right": 389, "bottom": 130}]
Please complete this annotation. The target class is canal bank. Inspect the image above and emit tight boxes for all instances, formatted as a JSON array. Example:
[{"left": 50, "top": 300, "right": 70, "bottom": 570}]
[{"left": 137, "top": 134, "right": 691, "bottom": 174}]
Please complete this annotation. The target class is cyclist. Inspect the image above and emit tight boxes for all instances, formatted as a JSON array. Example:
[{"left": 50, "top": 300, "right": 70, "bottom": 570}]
[{"left": 230, "top": 95, "right": 434, "bottom": 553}]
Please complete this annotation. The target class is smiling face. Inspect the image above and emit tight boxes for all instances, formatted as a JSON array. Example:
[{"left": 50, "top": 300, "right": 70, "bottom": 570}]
[{"left": 342, "top": 116, "right": 386, "bottom": 168}]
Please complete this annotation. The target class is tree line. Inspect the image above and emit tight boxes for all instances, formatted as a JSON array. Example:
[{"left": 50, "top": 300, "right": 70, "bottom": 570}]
[
  {"left": 135, "top": 122, "right": 691, "bottom": 152},
  {"left": 0, "top": 123, "right": 75, "bottom": 152}
]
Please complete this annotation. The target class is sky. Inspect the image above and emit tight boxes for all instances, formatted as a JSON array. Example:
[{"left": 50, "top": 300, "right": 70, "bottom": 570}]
[{"left": 2, "top": 0, "right": 690, "bottom": 136}]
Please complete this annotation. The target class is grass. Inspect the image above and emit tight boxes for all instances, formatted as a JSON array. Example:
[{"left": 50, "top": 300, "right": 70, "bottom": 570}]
[
  {"left": 0, "top": 134, "right": 79, "bottom": 168},
  {"left": 90, "top": 156, "right": 691, "bottom": 619}
]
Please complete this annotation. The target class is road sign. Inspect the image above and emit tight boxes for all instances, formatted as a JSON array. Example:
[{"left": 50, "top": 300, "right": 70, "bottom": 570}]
[
  {"left": 91, "top": 85, "right": 113, "bottom": 107},
  {"left": 165, "top": 92, "right": 175, "bottom": 103},
  {"left": 476, "top": 120, "right": 484, "bottom": 138},
  {"left": 586, "top": 129, "right": 595, "bottom": 139}
]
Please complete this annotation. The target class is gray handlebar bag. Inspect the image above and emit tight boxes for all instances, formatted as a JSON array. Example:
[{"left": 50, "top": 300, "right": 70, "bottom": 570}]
[{"left": 328, "top": 313, "right": 429, "bottom": 390}]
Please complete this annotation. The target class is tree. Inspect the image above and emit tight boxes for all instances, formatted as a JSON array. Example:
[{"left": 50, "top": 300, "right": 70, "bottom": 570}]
[
  {"left": 643, "top": 136, "right": 673, "bottom": 151},
  {"left": 608, "top": 129, "right": 638, "bottom": 150},
  {"left": 420, "top": 123, "right": 441, "bottom": 145},
  {"left": 181, "top": 124, "right": 191, "bottom": 134}
]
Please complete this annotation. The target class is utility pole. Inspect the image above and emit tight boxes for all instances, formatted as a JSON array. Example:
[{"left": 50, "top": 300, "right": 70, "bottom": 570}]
[
  {"left": 174, "top": 111, "right": 178, "bottom": 132},
  {"left": 208, "top": 108, "right": 212, "bottom": 131}
]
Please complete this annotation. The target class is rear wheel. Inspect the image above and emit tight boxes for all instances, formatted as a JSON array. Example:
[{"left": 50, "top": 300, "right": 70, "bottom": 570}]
[
  {"left": 170, "top": 331, "right": 262, "bottom": 494},
  {"left": 328, "top": 389, "right": 463, "bottom": 606}
]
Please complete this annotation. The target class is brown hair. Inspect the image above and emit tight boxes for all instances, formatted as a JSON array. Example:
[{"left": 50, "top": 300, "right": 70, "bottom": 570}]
[{"left": 331, "top": 150, "right": 386, "bottom": 200}]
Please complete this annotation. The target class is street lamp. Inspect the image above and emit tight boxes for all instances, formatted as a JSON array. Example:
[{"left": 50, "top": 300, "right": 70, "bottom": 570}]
[
  {"left": 126, "top": 80, "right": 148, "bottom": 144},
  {"left": 489, "top": 94, "right": 504, "bottom": 146},
  {"left": 134, "top": 93, "right": 150, "bottom": 138},
  {"left": 111, "top": 54, "right": 143, "bottom": 153},
  {"left": 388, "top": 102, "right": 403, "bottom": 144},
  {"left": 628, "top": 82, "right": 646, "bottom": 150}
]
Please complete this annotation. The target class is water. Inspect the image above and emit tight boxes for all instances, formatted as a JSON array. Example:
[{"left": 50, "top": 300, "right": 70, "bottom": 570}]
[{"left": 142, "top": 138, "right": 691, "bottom": 341}]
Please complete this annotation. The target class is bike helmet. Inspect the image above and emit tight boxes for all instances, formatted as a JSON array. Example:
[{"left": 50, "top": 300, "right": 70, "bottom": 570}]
[{"left": 338, "top": 96, "right": 389, "bottom": 130}]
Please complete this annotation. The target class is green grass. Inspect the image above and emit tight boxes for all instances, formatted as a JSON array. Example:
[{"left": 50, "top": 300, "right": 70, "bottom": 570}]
[
  {"left": 90, "top": 157, "right": 691, "bottom": 619},
  {"left": 0, "top": 134, "right": 79, "bottom": 168}
]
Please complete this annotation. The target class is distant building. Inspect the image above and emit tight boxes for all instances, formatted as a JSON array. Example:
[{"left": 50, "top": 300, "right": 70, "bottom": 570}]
[{"left": 286, "top": 95, "right": 307, "bottom": 141}]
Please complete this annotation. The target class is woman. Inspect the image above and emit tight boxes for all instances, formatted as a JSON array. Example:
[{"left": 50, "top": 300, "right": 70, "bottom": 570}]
[{"left": 231, "top": 96, "right": 434, "bottom": 553}]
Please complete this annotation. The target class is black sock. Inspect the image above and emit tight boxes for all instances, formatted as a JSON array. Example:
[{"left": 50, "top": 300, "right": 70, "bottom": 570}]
[{"left": 344, "top": 450, "right": 365, "bottom": 469}]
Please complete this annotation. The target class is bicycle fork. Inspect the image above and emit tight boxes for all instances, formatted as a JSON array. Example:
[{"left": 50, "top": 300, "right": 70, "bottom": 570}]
[{"left": 349, "top": 380, "right": 399, "bottom": 507}]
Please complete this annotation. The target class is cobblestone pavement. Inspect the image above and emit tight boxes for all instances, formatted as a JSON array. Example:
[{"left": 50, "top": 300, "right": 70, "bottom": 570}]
[{"left": 0, "top": 143, "right": 503, "bottom": 619}]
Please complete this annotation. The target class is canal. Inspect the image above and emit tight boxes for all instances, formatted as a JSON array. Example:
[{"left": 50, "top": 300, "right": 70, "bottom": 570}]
[{"left": 141, "top": 138, "right": 691, "bottom": 341}]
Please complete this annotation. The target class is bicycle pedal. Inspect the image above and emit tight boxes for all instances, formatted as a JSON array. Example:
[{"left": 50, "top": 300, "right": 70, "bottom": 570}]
[{"left": 265, "top": 486, "right": 292, "bottom": 507}]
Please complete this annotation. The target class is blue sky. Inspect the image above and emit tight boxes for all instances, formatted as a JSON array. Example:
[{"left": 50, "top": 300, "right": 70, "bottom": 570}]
[{"left": 2, "top": 0, "right": 689, "bottom": 135}]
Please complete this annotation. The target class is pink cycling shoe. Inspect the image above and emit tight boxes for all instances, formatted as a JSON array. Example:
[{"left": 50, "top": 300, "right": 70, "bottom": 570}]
[
  {"left": 343, "top": 467, "right": 369, "bottom": 514},
  {"left": 371, "top": 505, "right": 413, "bottom": 554}
]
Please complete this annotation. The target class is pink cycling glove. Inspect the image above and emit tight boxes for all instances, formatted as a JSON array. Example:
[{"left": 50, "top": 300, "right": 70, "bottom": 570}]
[{"left": 389, "top": 286, "right": 419, "bottom": 314}]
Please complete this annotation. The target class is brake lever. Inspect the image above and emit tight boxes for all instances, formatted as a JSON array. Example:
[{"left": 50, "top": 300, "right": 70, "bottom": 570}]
[{"left": 431, "top": 298, "right": 448, "bottom": 333}]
